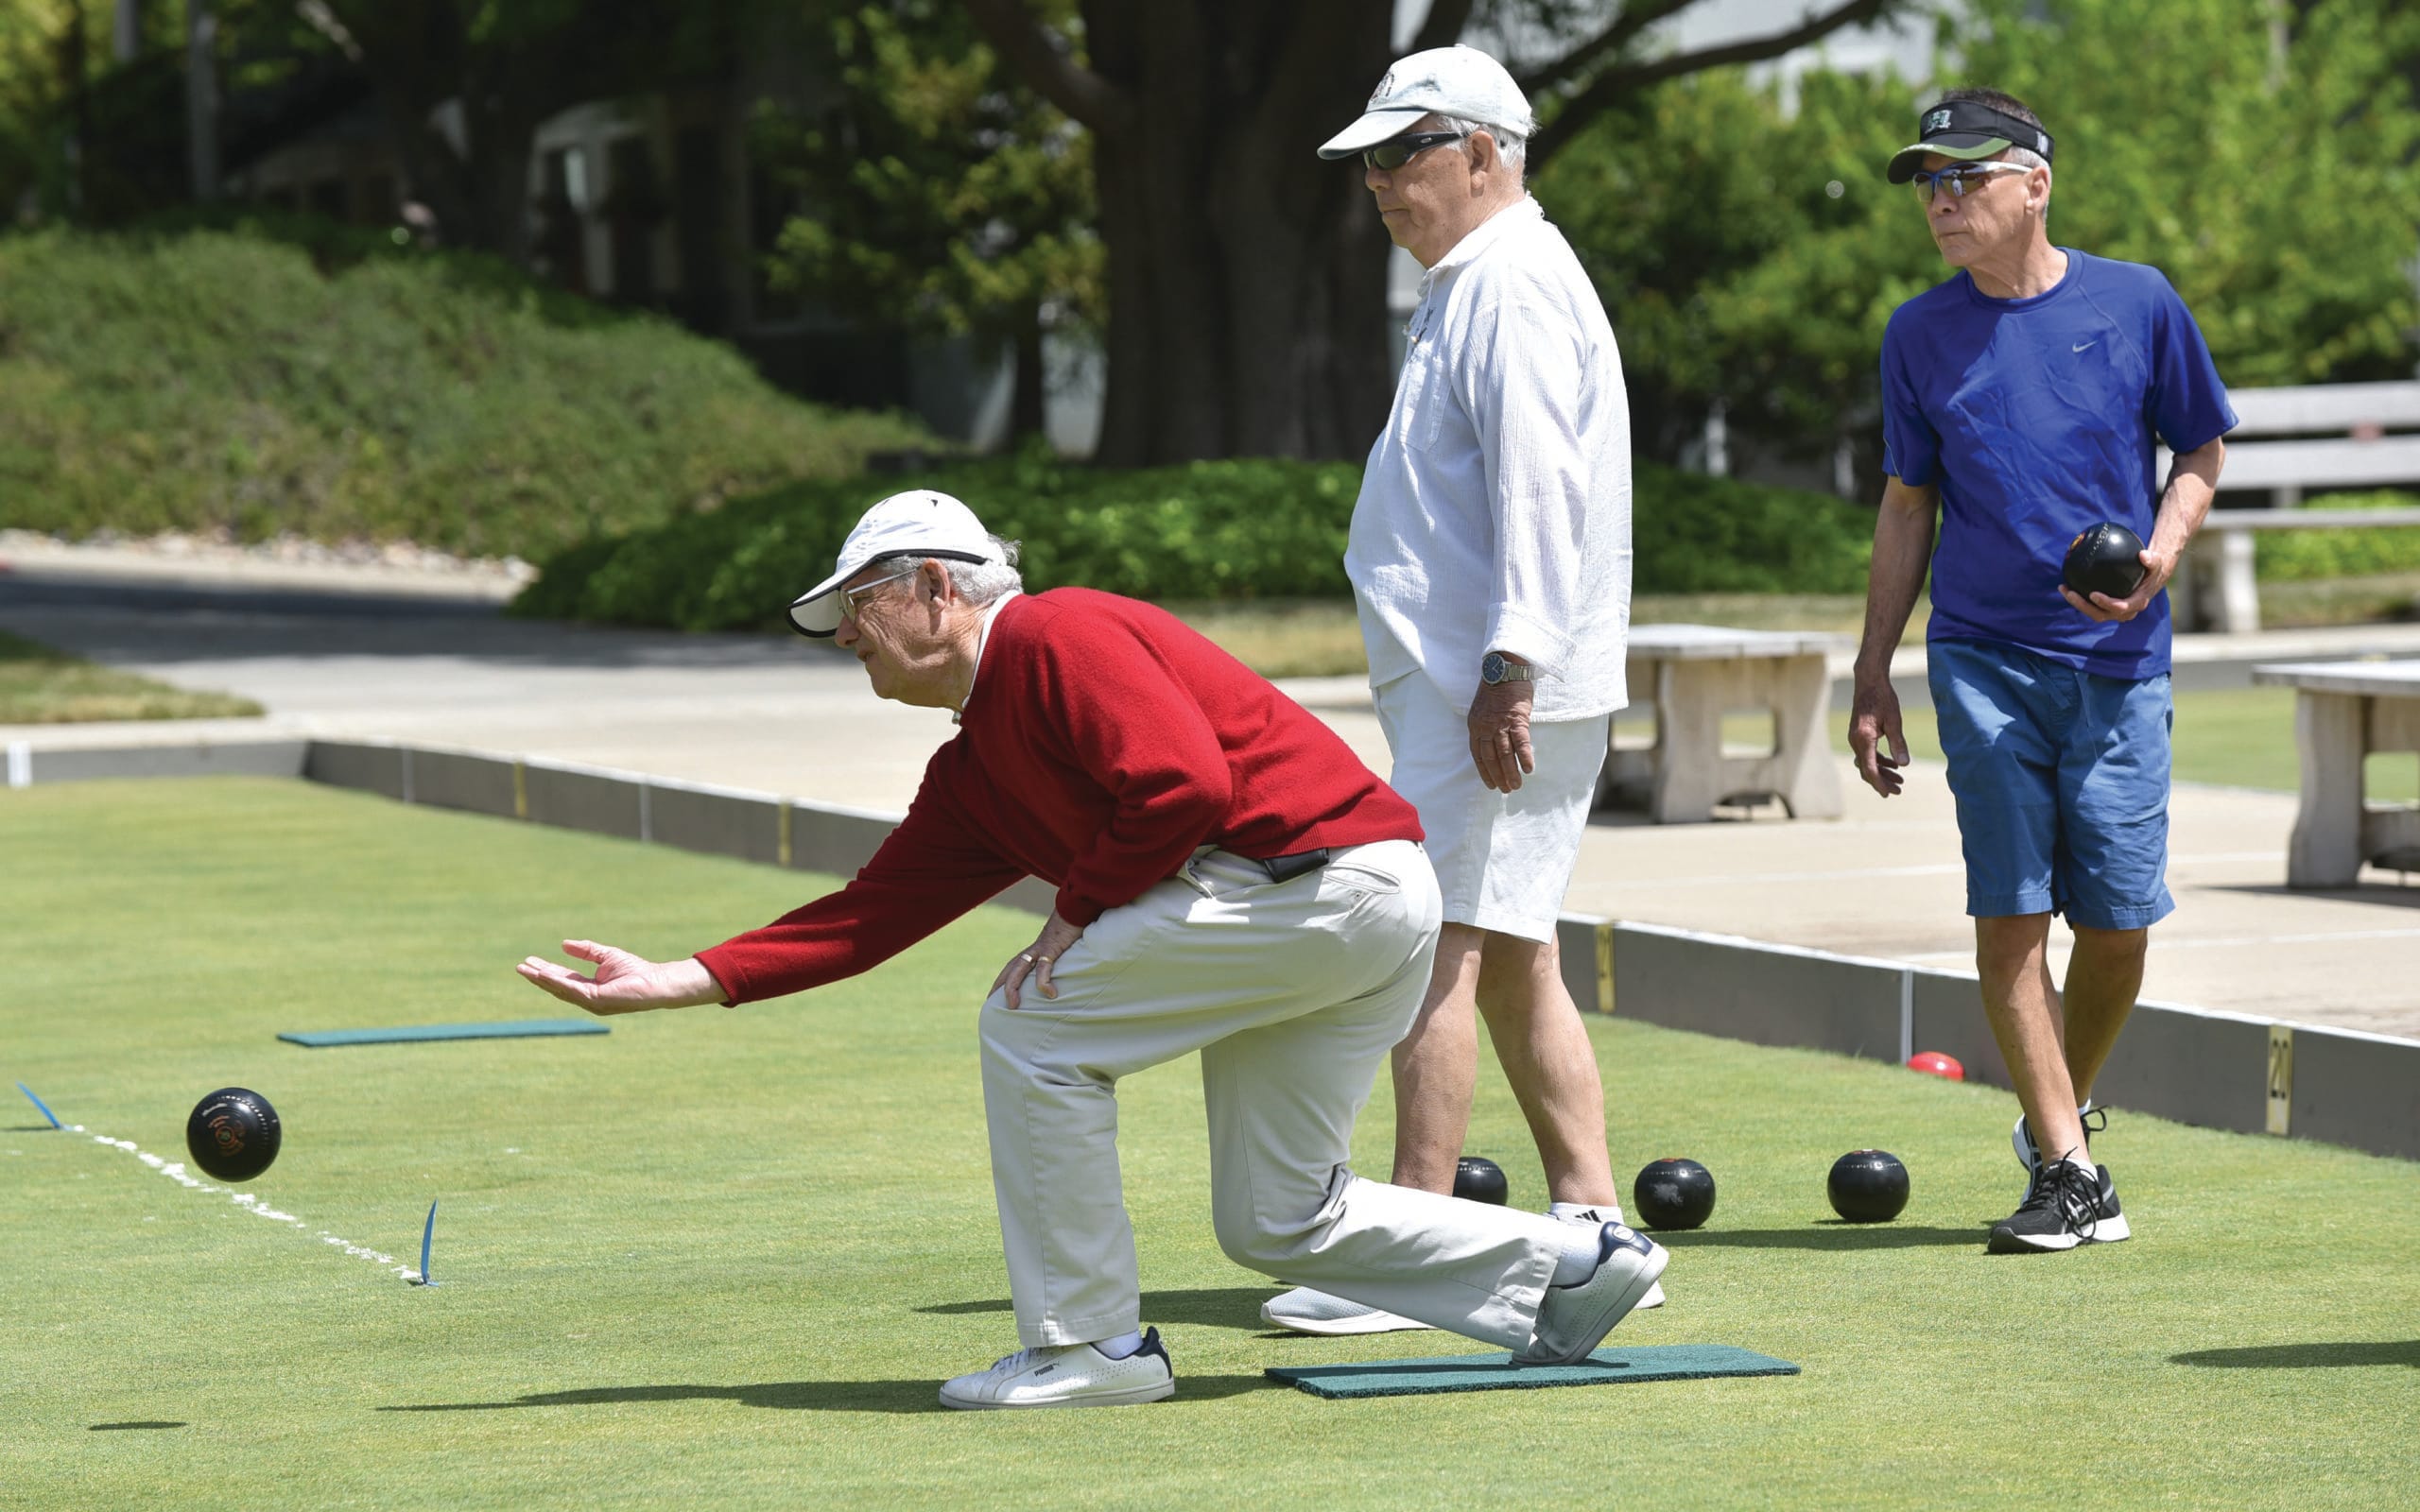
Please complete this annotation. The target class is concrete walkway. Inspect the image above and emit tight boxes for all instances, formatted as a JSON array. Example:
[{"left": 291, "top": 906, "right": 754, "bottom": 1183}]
[{"left": 6, "top": 543, "right": 2415, "bottom": 1041}]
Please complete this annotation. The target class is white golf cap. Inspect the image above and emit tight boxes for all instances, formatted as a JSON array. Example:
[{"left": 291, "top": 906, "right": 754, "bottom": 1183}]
[
  {"left": 1316, "top": 44, "right": 1535, "bottom": 161},
  {"left": 786, "top": 489, "right": 1005, "bottom": 637}
]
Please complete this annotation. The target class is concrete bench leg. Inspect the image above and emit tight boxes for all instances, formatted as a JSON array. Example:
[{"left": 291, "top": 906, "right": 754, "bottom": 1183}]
[
  {"left": 2288, "top": 690, "right": 2365, "bottom": 886},
  {"left": 1645, "top": 655, "right": 1842, "bottom": 823},
  {"left": 2217, "top": 529, "right": 2261, "bottom": 635},
  {"left": 1771, "top": 652, "right": 1843, "bottom": 819}
]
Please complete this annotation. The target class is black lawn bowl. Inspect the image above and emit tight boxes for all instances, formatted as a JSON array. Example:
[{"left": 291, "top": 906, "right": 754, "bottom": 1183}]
[
  {"left": 2062, "top": 521, "right": 2149, "bottom": 601},
  {"left": 1827, "top": 1149, "right": 1910, "bottom": 1224},
  {"left": 1632, "top": 1157, "right": 1717, "bottom": 1230},
  {"left": 186, "top": 1088, "right": 281, "bottom": 1183},
  {"left": 1452, "top": 1155, "right": 1509, "bottom": 1206}
]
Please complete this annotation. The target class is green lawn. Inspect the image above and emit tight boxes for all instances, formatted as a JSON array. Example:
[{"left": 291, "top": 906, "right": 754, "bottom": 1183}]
[
  {"left": 5, "top": 779, "right": 2414, "bottom": 1510},
  {"left": 0, "top": 628, "right": 263, "bottom": 723}
]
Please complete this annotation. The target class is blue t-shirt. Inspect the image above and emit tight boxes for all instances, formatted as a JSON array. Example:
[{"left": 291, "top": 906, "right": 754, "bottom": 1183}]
[{"left": 1880, "top": 249, "right": 2237, "bottom": 679}]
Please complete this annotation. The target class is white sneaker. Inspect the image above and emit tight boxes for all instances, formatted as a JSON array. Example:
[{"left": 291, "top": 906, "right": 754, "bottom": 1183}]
[
  {"left": 1553, "top": 1206, "right": 1667, "bottom": 1309},
  {"left": 1260, "top": 1286, "right": 1435, "bottom": 1335},
  {"left": 937, "top": 1329, "right": 1175, "bottom": 1410},
  {"left": 1514, "top": 1223, "right": 1668, "bottom": 1366}
]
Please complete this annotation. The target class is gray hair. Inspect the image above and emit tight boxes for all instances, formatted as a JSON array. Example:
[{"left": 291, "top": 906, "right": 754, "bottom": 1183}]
[
  {"left": 867, "top": 533, "right": 1025, "bottom": 608},
  {"left": 1432, "top": 112, "right": 1526, "bottom": 175}
]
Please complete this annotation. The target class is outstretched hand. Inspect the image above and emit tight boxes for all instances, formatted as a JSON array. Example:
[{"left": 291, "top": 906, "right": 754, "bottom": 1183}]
[{"left": 516, "top": 940, "right": 724, "bottom": 1015}]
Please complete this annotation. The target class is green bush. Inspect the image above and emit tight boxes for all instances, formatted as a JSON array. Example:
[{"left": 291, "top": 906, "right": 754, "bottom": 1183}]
[
  {"left": 511, "top": 453, "right": 1875, "bottom": 630},
  {"left": 0, "top": 221, "right": 928, "bottom": 559},
  {"left": 2254, "top": 490, "right": 2420, "bottom": 581}
]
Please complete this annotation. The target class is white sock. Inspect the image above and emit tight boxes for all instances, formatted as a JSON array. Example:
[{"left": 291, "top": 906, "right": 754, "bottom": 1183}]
[
  {"left": 1547, "top": 1199, "right": 1623, "bottom": 1225},
  {"left": 1093, "top": 1330, "right": 1146, "bottom": 1359},
  {"left": 1551, "top": 1225, "right": 1606, "bottom": 1286}
]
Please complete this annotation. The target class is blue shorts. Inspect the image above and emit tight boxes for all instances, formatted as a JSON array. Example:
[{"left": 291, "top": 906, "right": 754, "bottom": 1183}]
[{"left": 1927, "top": 637, "right": 2174, "bottom": 930}]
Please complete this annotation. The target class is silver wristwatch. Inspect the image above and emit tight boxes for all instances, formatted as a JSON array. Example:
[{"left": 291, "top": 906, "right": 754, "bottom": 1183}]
[{"left": 1479, "top": 651, "right": 1534, "bottom": 685}]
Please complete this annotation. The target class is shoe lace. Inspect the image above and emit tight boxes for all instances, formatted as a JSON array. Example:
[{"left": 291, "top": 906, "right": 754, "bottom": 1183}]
[
  {"left": 2080, "top": 1106, "right": 2109, "bottom": 1142},
  {"left": 2015, "top": 1159, "right": 2101, "bottom": 1239}
]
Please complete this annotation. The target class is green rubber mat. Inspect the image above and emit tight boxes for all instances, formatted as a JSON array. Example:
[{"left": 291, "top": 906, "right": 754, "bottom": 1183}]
[
  {"left": 277, "top": 1019, "right": 611, "bottom": 1047},
  {"left": 1267, "top": 1343, "right": 1800, "bottom": 1399}
]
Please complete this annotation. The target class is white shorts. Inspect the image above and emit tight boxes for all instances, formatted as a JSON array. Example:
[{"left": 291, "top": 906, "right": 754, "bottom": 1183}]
[{"left": 1372, "top": 674, "right": 1609, "bottom": 942}]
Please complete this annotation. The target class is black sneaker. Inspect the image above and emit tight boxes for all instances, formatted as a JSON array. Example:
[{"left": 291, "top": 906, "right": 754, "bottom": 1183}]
[
  {"left": 2013, "top": 1104, "right": 2108, "bottom": 1175},
  {"left": 1986, "top": 1158, "right": 2132, "bottom": 1253}
]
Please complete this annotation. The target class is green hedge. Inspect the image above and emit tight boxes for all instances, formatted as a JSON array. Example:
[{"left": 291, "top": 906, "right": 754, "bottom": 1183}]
[
  {"left": 0, "top": 220, "right": 927, "bottom": 559},
  {"left": 510, "top": 454, "right": 1876, "bottom": 631},
  {"left": 2254, "top": 491, "right": 2420, "bottom": 581}
]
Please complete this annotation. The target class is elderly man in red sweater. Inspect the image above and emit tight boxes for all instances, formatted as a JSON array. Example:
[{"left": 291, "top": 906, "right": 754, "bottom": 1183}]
[{"left": 517, "top": 490, "right": 1667, "bottom": 1410}]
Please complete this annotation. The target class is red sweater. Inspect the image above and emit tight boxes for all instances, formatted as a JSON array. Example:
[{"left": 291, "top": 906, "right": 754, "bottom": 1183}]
[{"left": 696, "top": 589, "right": 1423, "bottom": 1005}]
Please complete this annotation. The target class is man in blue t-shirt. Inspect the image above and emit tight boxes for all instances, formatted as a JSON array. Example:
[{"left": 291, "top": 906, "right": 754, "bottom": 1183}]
[{"left": 1848, "top": 90, "right": 2233, "bottom": 1255}]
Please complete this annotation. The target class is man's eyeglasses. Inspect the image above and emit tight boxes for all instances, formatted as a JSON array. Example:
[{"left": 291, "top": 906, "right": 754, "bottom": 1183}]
[
  {"left": 839, "top": 565, "right": 920, "bottom": 624},
  {"left": 1910, "top": 161, "right": 2031, "bottom": 203},
  {"left": 1363, "top": 130, "right": 1467, "bottom": 173}
]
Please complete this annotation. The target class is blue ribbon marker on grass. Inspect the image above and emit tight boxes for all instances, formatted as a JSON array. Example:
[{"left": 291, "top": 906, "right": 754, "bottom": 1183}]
[
  {"left": 16, "top": 1082, "right": 61, "bottom": 1129},
  {"left": 415, "top": 1198, "right": 440, "bottom": 1287}
]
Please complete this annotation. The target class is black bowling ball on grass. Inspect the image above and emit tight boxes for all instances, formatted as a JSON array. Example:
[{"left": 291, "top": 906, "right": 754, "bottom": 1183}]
[
  {"left": 185, "top": 1088, "right": 281, "bottom": 1182},
  {"left": 1827, "top": 1149, "right": 1910, "bottom": 1223},
  {"left": 1452, "top": 1155, "right": 1509, "bottom": 1205},
  {"left": 1632, "top": 1157, "right": 1717, "bottom": 1230}
]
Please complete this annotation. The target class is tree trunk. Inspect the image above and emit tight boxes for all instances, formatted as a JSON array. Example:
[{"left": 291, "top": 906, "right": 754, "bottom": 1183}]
[
  {"left": 184, "top": 0, "right": 218, "bottom": 201},
  {"left": 1080, "top": 0, "right": 1398, "bottom": 465},
  {"left": 1009, "top": 311, "right": 1047, "bottom": 442}
]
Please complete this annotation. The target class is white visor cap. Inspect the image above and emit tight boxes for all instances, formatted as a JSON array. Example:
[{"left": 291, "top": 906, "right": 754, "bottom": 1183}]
[
  {"left": 786, "top": 490, "right": 1006, "bottom": 637},
  {"left": 1316, "top": 43, "right": 1536, "bottom": 161}
]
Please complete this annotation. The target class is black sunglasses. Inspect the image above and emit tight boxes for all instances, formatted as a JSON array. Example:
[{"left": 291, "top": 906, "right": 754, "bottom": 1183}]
[{"left": 1363, "top": 130, "right": 1468, "bottom": 172}]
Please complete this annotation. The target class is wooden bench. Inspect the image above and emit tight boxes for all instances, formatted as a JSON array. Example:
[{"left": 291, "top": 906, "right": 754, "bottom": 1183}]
[
  {"left": 2247, "top": 659, "right": 2420, "bottom": 885},
  {"left": 2169, "top": 382, "right": 2420, "bottom": 634},
  {"left": 1599, "top": 625, "right": 1845, "bottom": 823}
]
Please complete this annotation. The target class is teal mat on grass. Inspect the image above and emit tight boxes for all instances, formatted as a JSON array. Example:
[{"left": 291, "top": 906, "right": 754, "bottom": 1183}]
[
  {"left": 1267, "top": 1344, "right": 1798, "bottom": 1399},
  {"left": 278, "top": 1019, "right": 610, "bottom": 1047}
]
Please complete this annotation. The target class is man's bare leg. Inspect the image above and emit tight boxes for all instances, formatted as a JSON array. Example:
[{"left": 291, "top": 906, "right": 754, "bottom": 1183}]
[
  {"left": 1473, "top": 928, "right": 1618, "bottom": 1206},
  {"left": 1389, "top": 923, "right": 1486, "bottom": 1193},
  {"left": 2060, "top": 924, "right": 2148, "bottom": 1104},
  {"left": 1391, "top": 922, "right": 1617, "bottom": 1206},
  {"left": 1975, "top": 913, "right": 2090, "bottom": 1161}
]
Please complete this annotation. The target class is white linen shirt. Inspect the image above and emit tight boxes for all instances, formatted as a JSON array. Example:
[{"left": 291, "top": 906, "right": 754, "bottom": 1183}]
[{"left": 1346, "top": 196, "right": 1633, "bottom": 721}]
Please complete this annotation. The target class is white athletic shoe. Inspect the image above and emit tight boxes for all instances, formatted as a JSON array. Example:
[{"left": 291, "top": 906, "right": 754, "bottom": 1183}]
[
  {"left": 1260, "top": 1286, "right": 1433, "bottom": 1335},
  {"left": 937, "top": 1329, "right": 1175, "bottom": 1410},
  {"left": 1514, "top": 1223, "right": 1668, "bottom": 1367},
  {"left": 1553, "top": 1206, "right": 1667, "bottom": 1310}
]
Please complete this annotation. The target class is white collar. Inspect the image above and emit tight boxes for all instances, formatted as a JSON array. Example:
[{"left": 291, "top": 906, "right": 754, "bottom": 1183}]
[
  {"left": 953, "top": 591, "right": 1021, "bottom": 724},
  {"left": 1419, "top": 195, "right": 1542, "bottom": 299}
]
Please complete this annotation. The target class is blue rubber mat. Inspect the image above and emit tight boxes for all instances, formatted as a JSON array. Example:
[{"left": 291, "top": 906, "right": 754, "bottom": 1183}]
[
  {"left": 278, "top": 1019, "right": 610, "bottom": 1047},
  {"left": 1267, "top": 1343, "right": 1799, "bottom": 1399}
]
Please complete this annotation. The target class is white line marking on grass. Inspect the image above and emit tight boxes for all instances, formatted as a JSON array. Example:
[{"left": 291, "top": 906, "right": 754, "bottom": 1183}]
[{"left": 75, "top": 1125, "right": 424, "bottom": 1281}]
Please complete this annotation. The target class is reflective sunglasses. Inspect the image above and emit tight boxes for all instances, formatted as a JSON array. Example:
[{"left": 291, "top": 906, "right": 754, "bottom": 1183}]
[
  {"left": 1910, "top": 161, "right": 2031, "bottom": 203},
  {"left": 1363, "top": 130, "right": 1468, "bottom": 173}
]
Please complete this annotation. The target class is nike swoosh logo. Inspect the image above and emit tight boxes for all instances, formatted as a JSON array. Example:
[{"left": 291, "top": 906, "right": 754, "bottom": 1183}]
[{"left": 2073, "top": 341, "right": 2098, "bottom": 352}]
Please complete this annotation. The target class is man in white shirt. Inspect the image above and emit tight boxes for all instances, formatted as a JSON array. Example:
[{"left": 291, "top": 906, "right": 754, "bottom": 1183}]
[{"left": 1265, "top": 44, "right": 1650, "bottom": 1336}]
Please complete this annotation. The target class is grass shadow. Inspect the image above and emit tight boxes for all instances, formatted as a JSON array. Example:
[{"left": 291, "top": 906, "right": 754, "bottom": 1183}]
[
  {"left": 2170, "top": 1341, "right": 2420, "bottom": 1369},
  {"left": 89, "top": 1421, "right": 187, "bottom": 1431},
  {"left": 1654, "top": 1224, "right": 1983, "bottom": 1250},
  {"left": 382, "top": 1373, "right": 1280, "bottom": 1416},
  {"left": 917, "top": 1287, "right": 1277, "bottom": 1332}
]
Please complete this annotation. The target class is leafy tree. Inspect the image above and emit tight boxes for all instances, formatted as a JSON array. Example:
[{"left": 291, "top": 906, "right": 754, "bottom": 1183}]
[
  {"left": 1542, "top": 0, "right": 2420, "bottom": 487},
  {"left": 758, "top": 0, "right": 1099, "bottom": 440},
  {"left": 964, "top": 0, "right": 1902, "bottom": 465}
]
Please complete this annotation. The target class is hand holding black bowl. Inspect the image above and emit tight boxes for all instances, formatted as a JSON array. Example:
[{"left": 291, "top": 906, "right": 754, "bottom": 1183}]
[{"left": 2062, "top": 521, "right": 2150, "bottom": 602}]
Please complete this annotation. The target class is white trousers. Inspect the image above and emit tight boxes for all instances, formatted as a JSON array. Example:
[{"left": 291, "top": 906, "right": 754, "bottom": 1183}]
[{"left": 979, "top": 839, "right": 1569, "bottom": 1350}]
